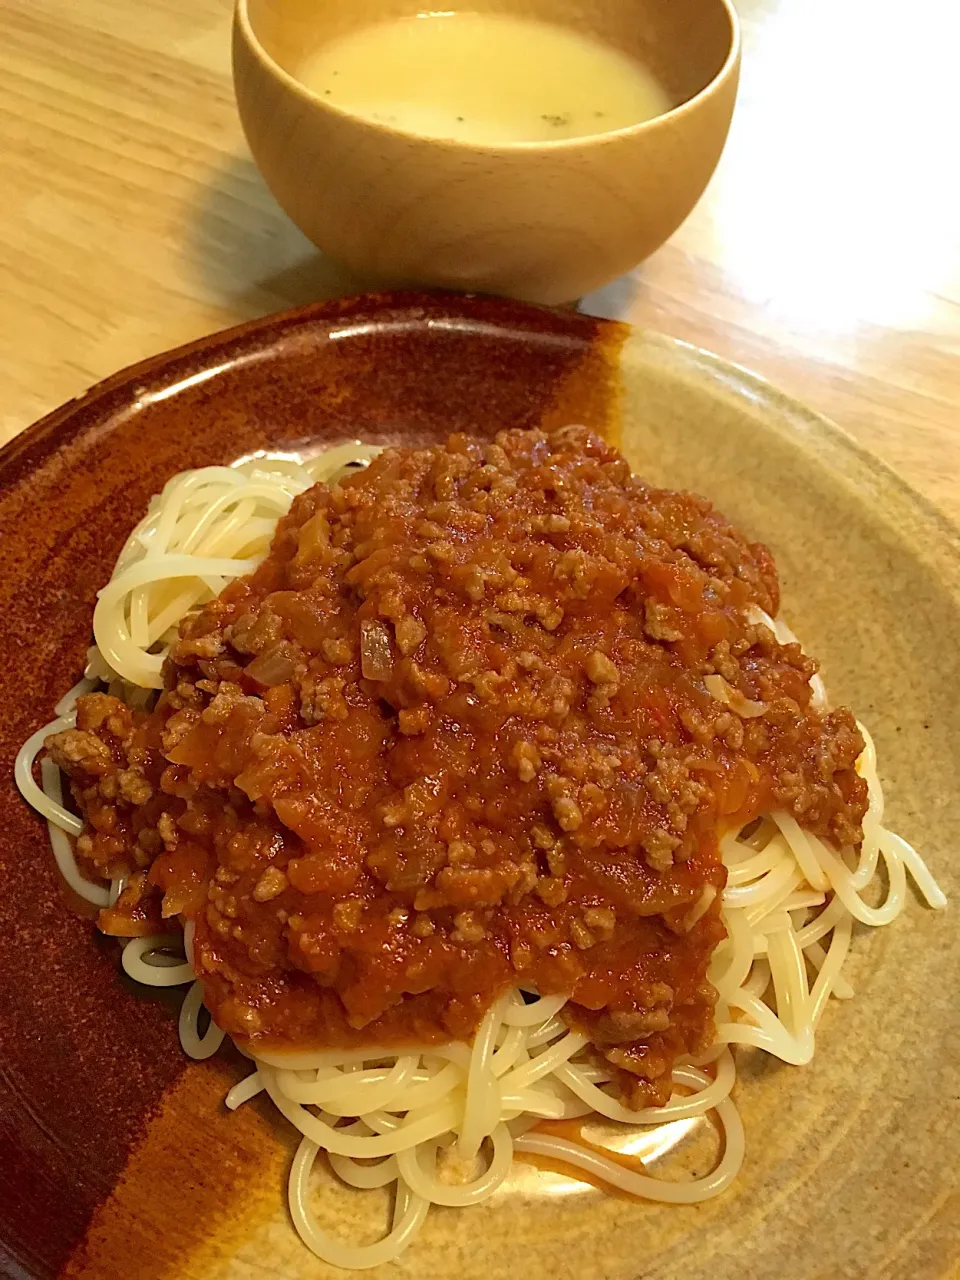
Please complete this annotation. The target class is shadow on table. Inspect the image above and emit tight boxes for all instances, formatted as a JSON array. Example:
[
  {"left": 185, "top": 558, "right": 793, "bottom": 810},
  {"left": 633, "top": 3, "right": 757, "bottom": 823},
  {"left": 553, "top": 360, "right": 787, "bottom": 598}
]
[{"left": 182, "top": 151, "right": 378, "bottom": 319}]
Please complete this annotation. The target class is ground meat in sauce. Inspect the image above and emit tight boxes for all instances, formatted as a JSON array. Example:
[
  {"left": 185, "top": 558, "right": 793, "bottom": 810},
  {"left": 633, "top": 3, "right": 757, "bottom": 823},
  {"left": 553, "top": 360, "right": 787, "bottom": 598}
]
[{"left": 46, "top": 427, "right": 867, "bottom": 1107}]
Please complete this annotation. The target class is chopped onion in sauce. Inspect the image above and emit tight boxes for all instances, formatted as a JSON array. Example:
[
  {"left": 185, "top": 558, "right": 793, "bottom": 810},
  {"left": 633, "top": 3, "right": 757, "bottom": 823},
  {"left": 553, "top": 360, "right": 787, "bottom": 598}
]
[
  {"left": 360, "top": 620, "right": 394, "bottom": 681},
  {"left": 703, "top": 674, "right": 767, "bottom": 719}
]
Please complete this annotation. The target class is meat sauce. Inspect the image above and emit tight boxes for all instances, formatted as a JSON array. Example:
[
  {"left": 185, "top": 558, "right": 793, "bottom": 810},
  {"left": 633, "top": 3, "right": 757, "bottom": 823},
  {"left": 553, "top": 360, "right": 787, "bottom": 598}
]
[{"left": 48, "top": 428, "right": 866, "bottom": 1105}]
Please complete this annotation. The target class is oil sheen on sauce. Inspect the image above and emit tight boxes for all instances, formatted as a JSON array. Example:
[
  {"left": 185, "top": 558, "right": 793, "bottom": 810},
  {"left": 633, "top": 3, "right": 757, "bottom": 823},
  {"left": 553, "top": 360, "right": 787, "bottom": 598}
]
[{"left": 293, "top": 12, "right": 671, "bottom": 145}]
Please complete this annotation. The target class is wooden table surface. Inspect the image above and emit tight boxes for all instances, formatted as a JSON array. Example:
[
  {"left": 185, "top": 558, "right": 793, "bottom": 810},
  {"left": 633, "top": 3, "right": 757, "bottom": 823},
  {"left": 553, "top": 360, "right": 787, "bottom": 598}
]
[{"left": 2, "top": 0, "right": 959, "bottom": 521}]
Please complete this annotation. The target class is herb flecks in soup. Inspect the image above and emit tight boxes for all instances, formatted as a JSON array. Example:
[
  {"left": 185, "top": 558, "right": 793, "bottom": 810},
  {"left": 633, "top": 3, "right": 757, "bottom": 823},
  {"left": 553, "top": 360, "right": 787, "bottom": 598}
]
[{"left": 294, "top": 12, "right": 671, "bottom": 145}]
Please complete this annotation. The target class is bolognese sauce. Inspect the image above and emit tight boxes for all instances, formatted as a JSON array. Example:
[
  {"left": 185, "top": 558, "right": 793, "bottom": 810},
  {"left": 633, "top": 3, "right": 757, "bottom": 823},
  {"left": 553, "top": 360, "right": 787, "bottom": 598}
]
[{"left": 47, "top": 427, "right": 866, "bottom": 1106}]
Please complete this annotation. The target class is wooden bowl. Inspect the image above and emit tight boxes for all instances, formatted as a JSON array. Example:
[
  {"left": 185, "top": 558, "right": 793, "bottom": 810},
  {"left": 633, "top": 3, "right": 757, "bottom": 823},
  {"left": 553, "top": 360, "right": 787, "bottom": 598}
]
[{"left": 232, "top": 0, "right": 740, "bottom": 304}]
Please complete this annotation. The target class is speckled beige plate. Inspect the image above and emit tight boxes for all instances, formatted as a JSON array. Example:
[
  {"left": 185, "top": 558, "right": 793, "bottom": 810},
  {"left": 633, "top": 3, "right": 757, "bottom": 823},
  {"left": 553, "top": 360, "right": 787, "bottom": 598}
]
[{"left": 1, "top": 294, "right": 956, "bottom": 1280}]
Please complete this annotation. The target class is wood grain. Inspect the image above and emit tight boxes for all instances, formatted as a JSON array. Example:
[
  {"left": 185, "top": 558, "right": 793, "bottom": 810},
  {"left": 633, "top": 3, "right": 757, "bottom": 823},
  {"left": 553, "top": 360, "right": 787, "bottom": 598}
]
[{"left": 1, "top": 0, "right": 958, "bottom": 521}]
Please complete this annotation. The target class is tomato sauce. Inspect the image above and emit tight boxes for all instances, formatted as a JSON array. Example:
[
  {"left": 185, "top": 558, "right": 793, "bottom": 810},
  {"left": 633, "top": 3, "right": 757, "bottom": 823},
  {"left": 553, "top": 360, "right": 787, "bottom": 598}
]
[{"left": 48, "top": 428, "right": 866, "bottom": 1106}]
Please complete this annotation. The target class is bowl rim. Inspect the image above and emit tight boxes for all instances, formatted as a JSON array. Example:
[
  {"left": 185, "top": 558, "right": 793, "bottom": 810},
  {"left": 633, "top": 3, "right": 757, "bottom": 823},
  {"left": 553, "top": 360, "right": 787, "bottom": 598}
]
[{"left": 232, "top": 0, "right": 741, "bottom": 155}]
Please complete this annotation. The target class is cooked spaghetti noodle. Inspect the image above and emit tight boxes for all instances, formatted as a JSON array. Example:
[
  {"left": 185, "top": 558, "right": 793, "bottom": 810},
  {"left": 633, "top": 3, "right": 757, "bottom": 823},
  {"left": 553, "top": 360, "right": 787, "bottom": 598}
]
[
  {"left": 92, "top": 444, "right": 381, "bottom": 688},
  {"left": 16, "top": 435, "right": 945, "bottom": 1270}
]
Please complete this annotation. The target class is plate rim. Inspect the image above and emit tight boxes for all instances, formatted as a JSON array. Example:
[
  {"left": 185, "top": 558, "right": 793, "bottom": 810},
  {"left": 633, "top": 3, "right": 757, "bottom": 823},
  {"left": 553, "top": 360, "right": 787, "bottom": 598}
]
[
  {"left": 1, "top": 289, "right": 956, "bottom": 1280},
  {"left": 3, "top": 291, "right": 958, "bottom": 592}
]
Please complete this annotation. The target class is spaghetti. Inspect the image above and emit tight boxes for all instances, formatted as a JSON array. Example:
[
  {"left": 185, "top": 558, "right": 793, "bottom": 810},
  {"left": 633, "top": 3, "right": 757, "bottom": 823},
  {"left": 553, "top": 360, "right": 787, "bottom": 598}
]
[
  {"left": 15, "top": 441, "right": 946, "bottom": 1271},
  {"left": 92, "top": 444, "right": 381, "bottom": 689}
]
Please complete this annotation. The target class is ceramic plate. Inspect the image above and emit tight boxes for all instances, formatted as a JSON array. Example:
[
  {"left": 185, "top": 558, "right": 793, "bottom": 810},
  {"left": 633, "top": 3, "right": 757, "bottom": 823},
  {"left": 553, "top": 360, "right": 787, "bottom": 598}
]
[{"left": 0, "top": 293, "right": 956, "bottom": 1280}]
